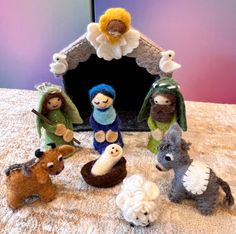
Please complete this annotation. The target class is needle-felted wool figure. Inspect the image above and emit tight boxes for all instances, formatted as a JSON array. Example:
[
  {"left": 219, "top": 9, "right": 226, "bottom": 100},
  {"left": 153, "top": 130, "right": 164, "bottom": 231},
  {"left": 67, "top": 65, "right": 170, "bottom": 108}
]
[
  {"left": 81, "top": 144, "right": 127, "bottom": 188},
  {"left": 89, "top": 84, "right": 124, "bottom": 154},
  {"left": 49, "top": 53, "right": 68, "bottom": 76},
  {"left": 116, "top": 174, "right": 160, "bottom": 227},
  {"left": 86, "top": 8, "right": 140, "bottom": 61},
  {"left": 156, "top": 123, "right": 234, "bottom": 215},
  {"left": 36, "top": 82, "right": 83, "bottom": 149},
  {"left": 159, "top": 50, "right": 181, "bottom": 73},
  {"left": 91, "top": 144, "right": 123, "bottom": 176},
  {"left": 5, "top": 143, "right": 75, "bottom": 209},
  {"left": 138, "top": 78, "right": 187, "bottom": 154}
]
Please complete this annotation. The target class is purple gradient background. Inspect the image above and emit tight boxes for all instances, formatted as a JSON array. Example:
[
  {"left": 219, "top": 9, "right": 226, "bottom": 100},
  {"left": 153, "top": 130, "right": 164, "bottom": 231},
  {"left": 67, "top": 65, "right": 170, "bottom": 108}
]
[
  {"left": 0, "top": 1, "right": 236, "bottom": 103},
  {"left": 0, "top": 0, "right": 91, "bottom": 89},
  {"left": 95, "top": 0, "right": 236, "bottom": 103}
]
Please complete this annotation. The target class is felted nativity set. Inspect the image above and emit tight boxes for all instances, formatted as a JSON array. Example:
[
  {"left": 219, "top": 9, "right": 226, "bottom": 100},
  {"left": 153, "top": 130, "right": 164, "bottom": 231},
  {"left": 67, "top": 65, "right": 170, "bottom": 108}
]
[{"left": 50, "top": 8, "right": 181, "bottom": 131}]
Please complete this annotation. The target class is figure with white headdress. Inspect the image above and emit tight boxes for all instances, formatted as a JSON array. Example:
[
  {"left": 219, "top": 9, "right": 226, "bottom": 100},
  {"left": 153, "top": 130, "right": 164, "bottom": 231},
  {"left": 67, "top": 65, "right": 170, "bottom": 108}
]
[{"left": 138, "top": 78, "right": 187, "bottom": 154}]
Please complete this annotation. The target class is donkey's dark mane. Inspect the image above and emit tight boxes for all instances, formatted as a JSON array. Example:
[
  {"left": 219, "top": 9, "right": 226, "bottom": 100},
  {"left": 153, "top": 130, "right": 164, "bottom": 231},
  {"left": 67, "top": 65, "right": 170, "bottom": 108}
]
[
  {"left": 180, "top": 139, "right": 191, "bottom": 151},
  {"left": 159, "top": 138, "right": 191, "bottom": 152}
]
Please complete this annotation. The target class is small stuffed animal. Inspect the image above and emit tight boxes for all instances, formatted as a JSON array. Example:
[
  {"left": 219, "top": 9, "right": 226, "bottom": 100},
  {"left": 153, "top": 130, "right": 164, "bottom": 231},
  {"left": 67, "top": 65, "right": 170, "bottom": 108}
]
[
  {"left": 35, "top": 82, "right": 83, "bottom": 149},
  {"left": 156, "top": 123, "right": 234, "bottom": 215},
  {"left": 89, "top": 83, "right": 124, "bottom": 154},
  {"left": 5, "top": 143, "right": 75, "bottom": 209},
  {"left": 86, "top": 8, "right": 140, "bottom": 60},
  {"left": 91, "top": 144, "right": 123, "bottom": 176},
  {"left": 138, "top": 77, "right": 187, "bottom": 154},
  {"left": 49, "top": 53, "right": 68, "bottom": 76},
  {"left": 116, "top": 174, "right": 160, "bottom": 227},
  {"left": 159, "top": 50, "right": 181, "bottom": 73}
]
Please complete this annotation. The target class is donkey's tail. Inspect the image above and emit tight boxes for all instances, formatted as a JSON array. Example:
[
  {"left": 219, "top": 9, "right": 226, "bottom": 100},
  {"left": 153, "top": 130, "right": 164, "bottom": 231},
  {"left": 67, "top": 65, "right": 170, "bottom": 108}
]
[{"left": 217, "top": 177, "right": 234, "bottom": 207}]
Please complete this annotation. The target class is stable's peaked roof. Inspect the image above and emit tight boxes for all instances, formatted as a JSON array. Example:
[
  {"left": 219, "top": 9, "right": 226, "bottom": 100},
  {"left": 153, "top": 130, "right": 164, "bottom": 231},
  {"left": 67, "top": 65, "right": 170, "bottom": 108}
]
[{"left": 58, "top": 31, "right": 169, "bottom": 77}]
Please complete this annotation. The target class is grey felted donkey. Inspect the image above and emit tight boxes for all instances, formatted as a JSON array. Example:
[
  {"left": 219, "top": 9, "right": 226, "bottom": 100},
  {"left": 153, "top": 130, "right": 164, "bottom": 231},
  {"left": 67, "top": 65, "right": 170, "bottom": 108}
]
[{"left": 156, "top": 123, "right": 234, "bottom": 215}]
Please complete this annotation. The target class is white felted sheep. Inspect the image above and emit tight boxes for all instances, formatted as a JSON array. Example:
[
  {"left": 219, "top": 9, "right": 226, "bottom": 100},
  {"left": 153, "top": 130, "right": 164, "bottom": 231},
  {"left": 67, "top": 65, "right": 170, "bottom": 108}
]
[
  {"left": 91, "top": 144, "right": 123, "bottom": 176},
  {"left": 116, "top": 174, "right": 160, "bottom": 227}
]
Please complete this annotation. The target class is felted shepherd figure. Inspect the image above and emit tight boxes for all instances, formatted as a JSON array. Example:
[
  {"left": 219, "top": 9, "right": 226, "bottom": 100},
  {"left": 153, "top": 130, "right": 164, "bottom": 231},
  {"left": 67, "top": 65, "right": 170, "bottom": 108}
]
[
  {"left": 156, "top": 123, "right": 234, "bottom": 215},
  {"left": 89, "top": 84, "right": 124, "bottom": 154},
  {"left": 36, "top": 82, "right": 83, "bottom": 149},
  {"left": 138, "top": 78, "right": 187, "bottom": 154}
]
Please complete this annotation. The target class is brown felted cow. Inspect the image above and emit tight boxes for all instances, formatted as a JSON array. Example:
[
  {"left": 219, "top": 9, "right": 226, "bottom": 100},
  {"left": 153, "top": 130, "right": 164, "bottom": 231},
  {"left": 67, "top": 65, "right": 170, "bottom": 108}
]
[{"left": 4, "top": 143, "right": 75, "bottom": 209}]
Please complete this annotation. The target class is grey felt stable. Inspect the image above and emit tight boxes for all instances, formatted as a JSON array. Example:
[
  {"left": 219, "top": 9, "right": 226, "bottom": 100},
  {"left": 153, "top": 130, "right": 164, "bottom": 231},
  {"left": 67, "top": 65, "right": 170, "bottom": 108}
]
[
  {"left": 52, "top": 33, "right": 172, "bottom": 130},
  {"left": 156, "top": 123, "right": 234, "bottom": 215}
]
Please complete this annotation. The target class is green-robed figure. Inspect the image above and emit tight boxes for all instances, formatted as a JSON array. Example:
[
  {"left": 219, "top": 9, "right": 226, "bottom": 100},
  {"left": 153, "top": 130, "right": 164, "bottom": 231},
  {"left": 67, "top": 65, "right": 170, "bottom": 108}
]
[
  {"left": 35, "top": 82, "right": 83, "bottom": 149},
  {"left": 138, "top": 77, "right": 187, "bottom": 154}
]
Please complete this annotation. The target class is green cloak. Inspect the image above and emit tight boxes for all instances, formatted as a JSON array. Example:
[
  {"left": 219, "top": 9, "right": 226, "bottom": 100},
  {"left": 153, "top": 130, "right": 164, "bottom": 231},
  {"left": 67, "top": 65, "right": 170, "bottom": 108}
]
[
  {"left": 35, "top": 82, "right": 83, "bottom": 147},
  {"left": 138, "top": 78, "right": 187, "bottom": 154},
  {"left": 138, "top": 77, "right": 187, "bottom": 131}
]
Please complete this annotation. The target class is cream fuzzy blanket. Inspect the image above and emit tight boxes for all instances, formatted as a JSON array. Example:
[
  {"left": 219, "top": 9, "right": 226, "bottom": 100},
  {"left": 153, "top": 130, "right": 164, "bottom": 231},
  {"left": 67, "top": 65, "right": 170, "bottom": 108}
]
[{"left": 0, "top": 88, "right": 236, "bottom": 234}]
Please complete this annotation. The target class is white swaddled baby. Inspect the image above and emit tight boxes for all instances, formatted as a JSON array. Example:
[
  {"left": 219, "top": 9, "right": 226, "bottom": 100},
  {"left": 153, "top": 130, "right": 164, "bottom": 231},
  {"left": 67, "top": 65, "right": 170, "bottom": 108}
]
[{"left": 91, "top": 144, "right": 123, "bottom": 176}]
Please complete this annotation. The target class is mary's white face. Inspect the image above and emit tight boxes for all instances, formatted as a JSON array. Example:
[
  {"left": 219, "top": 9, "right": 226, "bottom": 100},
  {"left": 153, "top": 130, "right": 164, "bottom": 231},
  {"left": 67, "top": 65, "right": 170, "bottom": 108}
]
[
  {"left": 47, "top": 97, "right": 62, "bottom": 110},
  {"left": 92, "top": 93, "right": 113, "bottom": 109}
]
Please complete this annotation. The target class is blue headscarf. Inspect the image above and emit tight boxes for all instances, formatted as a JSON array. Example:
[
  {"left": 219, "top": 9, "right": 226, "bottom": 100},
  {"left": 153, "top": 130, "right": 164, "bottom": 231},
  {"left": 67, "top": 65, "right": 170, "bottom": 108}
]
[
  {"left": 89, "top": 84, "right": 116, "bottom": 101},
  {"left": 89, "top": 84, "right": 117, "bottom": 125}
]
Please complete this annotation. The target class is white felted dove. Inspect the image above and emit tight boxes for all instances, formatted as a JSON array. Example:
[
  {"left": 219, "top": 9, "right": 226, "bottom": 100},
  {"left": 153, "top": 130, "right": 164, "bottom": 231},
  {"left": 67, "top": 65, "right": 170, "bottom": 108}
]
[
  {"left": 49, "top": 53, "right": 68, "bottom": 75},
  {"left": 159, "top": 50, "right": 181, "bottom": 73}
]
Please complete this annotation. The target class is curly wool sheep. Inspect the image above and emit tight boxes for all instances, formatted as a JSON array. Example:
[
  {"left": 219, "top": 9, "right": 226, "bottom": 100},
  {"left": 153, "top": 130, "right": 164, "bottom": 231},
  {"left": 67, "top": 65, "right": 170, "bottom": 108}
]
[{"left": 116, "top": 174, "right": 160, "bottom": 227}]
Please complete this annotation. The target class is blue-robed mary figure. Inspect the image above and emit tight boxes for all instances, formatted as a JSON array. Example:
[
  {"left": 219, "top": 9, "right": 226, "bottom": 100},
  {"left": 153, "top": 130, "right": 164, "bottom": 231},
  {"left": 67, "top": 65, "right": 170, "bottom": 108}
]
[{"left": 89, "top": 84, "right": 124, "bottom": 154}]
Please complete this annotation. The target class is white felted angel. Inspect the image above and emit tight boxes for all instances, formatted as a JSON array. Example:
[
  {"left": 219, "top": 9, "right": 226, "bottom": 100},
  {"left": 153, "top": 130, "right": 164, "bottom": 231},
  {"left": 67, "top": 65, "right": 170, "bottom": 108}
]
[{"left": 86, "top": 8, "right": 140, "bottom": 61}]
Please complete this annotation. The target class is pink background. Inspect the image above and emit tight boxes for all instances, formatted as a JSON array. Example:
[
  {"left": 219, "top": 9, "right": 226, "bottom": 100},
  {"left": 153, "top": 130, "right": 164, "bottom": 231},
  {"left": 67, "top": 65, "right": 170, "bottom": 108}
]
[
  {"left": 0, "top": 1, "right": 91, "bottom": 89},
  {"left": 0, "top": 0, "right": 236, "bottom": 103},
  {"left": 95, "top": 0, "right": 236, "bottom": 104}
]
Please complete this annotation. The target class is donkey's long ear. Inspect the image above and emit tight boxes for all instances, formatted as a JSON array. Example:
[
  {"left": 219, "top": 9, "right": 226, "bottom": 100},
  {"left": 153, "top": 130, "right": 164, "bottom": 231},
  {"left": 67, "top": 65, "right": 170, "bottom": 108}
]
[{"left": 165, "top": 123, "right": 182, "bottom": 146}]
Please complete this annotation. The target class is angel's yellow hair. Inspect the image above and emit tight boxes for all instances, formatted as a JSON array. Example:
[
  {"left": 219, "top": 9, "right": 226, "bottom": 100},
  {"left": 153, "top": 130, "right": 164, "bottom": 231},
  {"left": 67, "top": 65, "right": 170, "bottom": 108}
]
[{"left": 99, "top": 8, "right": 131, "bottom": 43}]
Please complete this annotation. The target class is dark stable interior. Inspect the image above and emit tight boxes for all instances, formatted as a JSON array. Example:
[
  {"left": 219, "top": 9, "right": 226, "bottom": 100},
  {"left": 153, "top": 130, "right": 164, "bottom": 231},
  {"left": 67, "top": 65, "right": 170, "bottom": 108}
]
[{"left": 63, "top": 54, "right": 158, "bottom": 131}]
